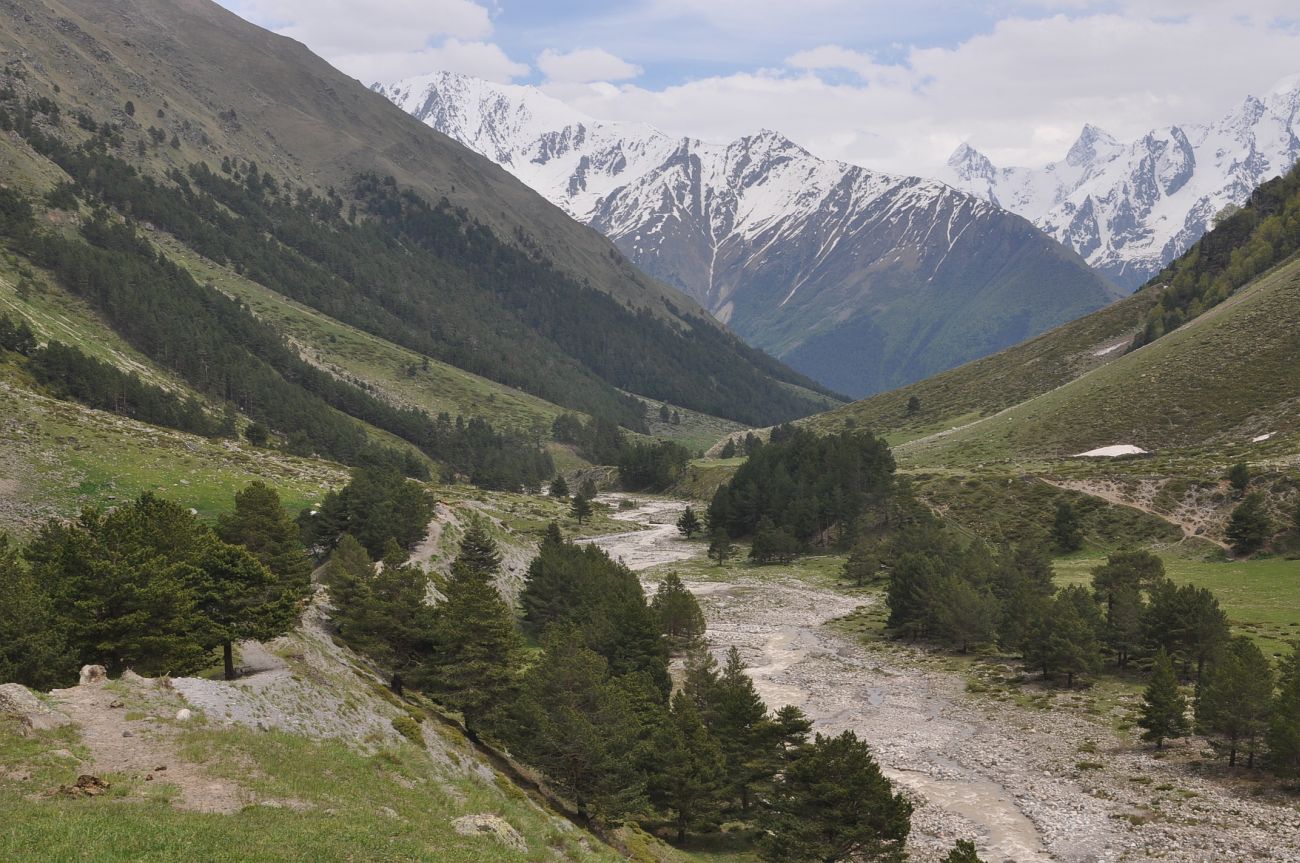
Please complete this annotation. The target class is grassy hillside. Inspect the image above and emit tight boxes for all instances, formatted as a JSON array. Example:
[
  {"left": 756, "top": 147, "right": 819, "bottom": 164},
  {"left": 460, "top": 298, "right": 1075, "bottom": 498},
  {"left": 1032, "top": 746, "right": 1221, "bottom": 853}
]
[
  {"left": 806, "top": 287, "right": 1158, "bottom": 442},
  {"left": 896, "top": 254, "right": 1300, "bottom": 466}
]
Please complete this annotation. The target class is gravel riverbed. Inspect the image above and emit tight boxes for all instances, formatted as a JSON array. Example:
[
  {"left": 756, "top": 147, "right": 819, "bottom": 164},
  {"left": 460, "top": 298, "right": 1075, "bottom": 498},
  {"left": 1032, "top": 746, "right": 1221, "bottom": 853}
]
[{"left": 585, "top": 495, "right": 1300, "bottom": 863}]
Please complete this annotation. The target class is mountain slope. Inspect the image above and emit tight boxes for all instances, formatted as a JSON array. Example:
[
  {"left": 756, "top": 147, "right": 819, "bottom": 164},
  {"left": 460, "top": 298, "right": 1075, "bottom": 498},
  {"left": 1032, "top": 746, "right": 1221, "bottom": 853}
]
[
  {"left": 943, "top": 75, "right": 1300, "bottom": 289},
  {"left": 0, "top": 0, "right": 836, "bottom": 429},
  {"left": 376, "top": 72, "right": 1120, "bottom": 398},
  {"left": 815, "top": 158, "right": 1300, "bottom": 457}
]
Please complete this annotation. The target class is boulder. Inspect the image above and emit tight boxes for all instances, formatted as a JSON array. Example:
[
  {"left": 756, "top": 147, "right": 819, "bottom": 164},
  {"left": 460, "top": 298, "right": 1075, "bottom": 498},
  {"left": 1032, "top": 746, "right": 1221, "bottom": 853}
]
[
  {"left": 79, "top": 665, "right": 107, "bottom": 686},
  {"left": 0, "top": 683, "right": 73, "bottom": 732},
  {"left": 452, "top": 814, "right": 527, "bottom": 852},
  {"left": 175, "top": 708, "right": 193, "bottom": 722}
]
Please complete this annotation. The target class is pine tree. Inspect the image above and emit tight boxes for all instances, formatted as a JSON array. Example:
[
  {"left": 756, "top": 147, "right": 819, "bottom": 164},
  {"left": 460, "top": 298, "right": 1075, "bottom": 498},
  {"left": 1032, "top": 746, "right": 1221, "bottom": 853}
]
[
  {"left": 905, "top": 395, "right": 921, "bottom": 416},
  {"left": 761, "top": 731, "right": 911, "bottom": 863},
  {"left": 942, "top": 840, "right": 985, "bottom": 863},
  {"left": 712, "top": 647, "right": 773, "bottom": 812},
  {"left": 843, "top": 538, "right": 882, "bottom": 586},
  {"left": 1266, "top": 645, "right": 1300, "bottom": 777},
  {"left": 424, "top": 532, "right": 521, "bottom": 737},
  {"left": 1196, "top": 636, "right": 1274, "bottom": 767},
  {"left": 571, "top": 494, "right": 593, "bottom": 525},
  {"left": 514, "top": 625, "right": 644, "bottom": 820},
  {"left": 25, "top": 495, "right": 211, "bottom": 677},
  {"left": 707, "top": 528, "right": 736, "bottom": 566},
  {"left": 1137, "top": 647, "right": 1189, "bottom": 749},
  {"left": 454, "top": 522, "right": 501, "bottom": 577},
  {"left": 1226, "top": 492, "right": 1271, "bottom": 555},
  {"left": 1103, "top": 585, "right": 1144, "bottom": 669},
  {"left": 0, "top": 534, "right": 74, "bottom": 689},
  {"left": 676, "top": 506, "right": 702, "bottom": 539},
  {"left": 771, "top": 704, "right": 813, "bottom": 758},
  {"left": 651, "top": 573, "right": 706, "bottom": 650},
  {"left": 933, "top": 577, "right": 998, "bottom": 654},
  {"left": 647, "top": 691, "right": 725, "bottom": 844},
  {"left": 1052, "top": 500, "right": 1083, "bottom": 553},
  {"left": 1227, "top": 462, "right": 1251, "bottom": 496},
  {"left": 195, "top": 540, "right": 289, "bottom": 680},
  {"left": 216, "top": 481, "right": 312, "bottom": 602},
  {"left": 549, "top": 474, "right": 569, "bottom": 498}
]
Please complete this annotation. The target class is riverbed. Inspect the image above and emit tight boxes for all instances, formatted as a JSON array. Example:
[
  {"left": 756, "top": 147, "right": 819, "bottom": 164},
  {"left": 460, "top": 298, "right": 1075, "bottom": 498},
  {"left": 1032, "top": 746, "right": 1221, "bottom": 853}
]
[{"left": 583, "top": 495, "right": 1300, "bottom": 863}]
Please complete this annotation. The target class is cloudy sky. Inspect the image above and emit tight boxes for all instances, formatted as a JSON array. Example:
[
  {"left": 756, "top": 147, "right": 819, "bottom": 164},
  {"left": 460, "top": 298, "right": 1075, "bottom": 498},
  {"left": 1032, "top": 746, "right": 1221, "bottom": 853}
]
[{"left": 216, "top": 1, "right": 1300, "bottom": 175}]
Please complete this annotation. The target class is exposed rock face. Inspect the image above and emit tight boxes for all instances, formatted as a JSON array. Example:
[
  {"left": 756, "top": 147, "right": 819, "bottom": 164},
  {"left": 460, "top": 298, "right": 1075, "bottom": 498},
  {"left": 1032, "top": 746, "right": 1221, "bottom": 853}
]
[
  {"left": 0, "top": 683, "right": 73, "bottom": 733},
  {"left": 452, "top": 814, "right": 527, "bottom": 852}
]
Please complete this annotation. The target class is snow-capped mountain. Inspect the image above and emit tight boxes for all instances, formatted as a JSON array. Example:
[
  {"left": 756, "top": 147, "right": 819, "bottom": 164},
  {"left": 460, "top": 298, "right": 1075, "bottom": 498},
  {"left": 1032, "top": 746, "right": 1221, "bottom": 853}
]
[
  {"left": 942, "top": 74, "right": 1300, "bottom": 288},
  {"left": 375, "top": 72, "right": 1118, "bottom": 397}
]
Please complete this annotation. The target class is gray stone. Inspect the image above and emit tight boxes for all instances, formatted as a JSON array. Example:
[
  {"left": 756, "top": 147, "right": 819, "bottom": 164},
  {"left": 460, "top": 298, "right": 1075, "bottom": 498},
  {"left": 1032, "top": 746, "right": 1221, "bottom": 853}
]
[
  {"left": 0, "top": 683, "right": 73, "bottom": 732},
  {"left": 79, "top": 665, "right": 107, "bottom": 685},
  {"left": 452, "top": 814, "right": 527, "bottom": 852}
]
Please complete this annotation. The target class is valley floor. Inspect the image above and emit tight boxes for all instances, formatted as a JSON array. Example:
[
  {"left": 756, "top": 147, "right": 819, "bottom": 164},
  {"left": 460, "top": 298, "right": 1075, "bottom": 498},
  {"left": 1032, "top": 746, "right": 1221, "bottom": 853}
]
[{"left": 587, "top": 496, "right": 1300, "bottom": 863}]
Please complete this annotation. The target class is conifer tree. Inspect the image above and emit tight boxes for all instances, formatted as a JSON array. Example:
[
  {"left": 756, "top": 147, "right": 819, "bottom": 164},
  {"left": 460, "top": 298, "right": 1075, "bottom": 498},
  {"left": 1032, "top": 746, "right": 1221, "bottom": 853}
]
[
  {"left": 549, "top": 474, "right": 569, "bottom": 498},
  {"left": 1052, "top": 500, "right": 1083, "bottom": 553},
  {"left": 196, "top": 540, "right": 287, "bottom": 680},
  {"left": 707, "top": 528, "right": 736, "bottom": 566},
  {"left": 933, "top": 577, "right": 998, "bottom": 654},
  {"left": 648, "top": 690, "right": 725, "bottom": 844},
  {"left": 761, "top": 731, "right": 911, "bottom": 863},
  {"left": 571, "top": 494, "right": 593, "bottom": 525},
  {"left": 217, "top": 481, "right": 312, "bottom": 600},
  {"left": 1137, "top": 647, "right": 1189, "bottom": 749},
  {"left": 1196, "top": 636, "right": 1274, "bottom": 767},
  {"left": 712, "top": 647, "right": 773, "bottom": 812},
  {"left": 843, "top": 538, "right": 882, "bottom": 586},
  {"left": 772, "top": 704, "right": 813, "bottom": 758},
  {"left": 942, "top": 840, "right": 985, "bottom": 863},
  {"left": 0, "top": 534, "right": 73, "bottom": 689},
  {"left": 1266, "top": 645, "right": 1300, "bottom": 777},
  {"left": 1226, "top": 492, "right": 1271, "bottom": 555},
  {"left": 454, "top": 522, "right": 501, "bottom": 577},
  {"left": 424, "top": 530, "right": 521, "bottom": 737},
  {"left": 1227, "top": 462, "right": 1251, "bottom": 496},
  {"left": 676, "top": 506, "right": 702, "bottom": 539},
  {"left": 515, "top": 625, "right": 644, "bottom": 820},
  {"left": 651, "top": 573, "right": 706, "bottom": 650}
]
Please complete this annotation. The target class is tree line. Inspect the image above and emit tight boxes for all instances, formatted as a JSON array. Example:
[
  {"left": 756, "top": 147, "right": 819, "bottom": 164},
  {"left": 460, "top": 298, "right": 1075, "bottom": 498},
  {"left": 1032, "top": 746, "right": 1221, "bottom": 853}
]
[
  {"left": 872, "top": 509, "right": 1300, "bottom": 778},
  {"left": 0, "top": 150, "right": 551, "bottom": 490},
  {"left": 1, "top": 315, "right": 224, "bottom": 438},
  {"left": 321, "top": 520, "right": 961, "bottom": 860},
  {"left": 0, "top": 483, "right": 310, "bottom": 687},
  {"left": 551, "top": 412, "right": 692, "bottom": 490},
  {"left": 707, "top": 425, "right": 896, "bottom": 549}
]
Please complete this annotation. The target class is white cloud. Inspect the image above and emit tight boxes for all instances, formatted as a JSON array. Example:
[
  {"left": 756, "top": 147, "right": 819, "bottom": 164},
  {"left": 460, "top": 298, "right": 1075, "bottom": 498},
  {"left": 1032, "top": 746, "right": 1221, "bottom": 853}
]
[
  {"left": 554, "top": 10, "right": 1300, "bottom": 175},
  {"left": 338, "top": 39, "right": 528, "bottom": 84},
  {"left": 538, "top": 48, "right": 643, "bottom": 83},
  {"left": 224, "top": 0, "right": 527, "bottom": 82}
]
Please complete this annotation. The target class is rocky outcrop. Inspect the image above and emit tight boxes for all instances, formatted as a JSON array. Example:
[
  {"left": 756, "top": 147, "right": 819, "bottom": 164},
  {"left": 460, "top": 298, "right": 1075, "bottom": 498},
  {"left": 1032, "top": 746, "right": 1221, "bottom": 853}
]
[
  {"left": 452, "top": 814, "right": 527, "bottom": 852},
  {"left": 0, "top": 683, "right": 73, "bottom": 733}
]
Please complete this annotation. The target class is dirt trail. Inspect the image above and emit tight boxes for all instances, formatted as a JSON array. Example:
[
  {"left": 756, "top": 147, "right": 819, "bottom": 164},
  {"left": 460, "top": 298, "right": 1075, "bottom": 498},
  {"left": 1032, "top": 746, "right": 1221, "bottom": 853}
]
[
  {"left": 1042, "top": 477, "right": 1229, "bottom": 549},
  {"left": 50, "top": 678, "right": 247, "bottom": 813}
]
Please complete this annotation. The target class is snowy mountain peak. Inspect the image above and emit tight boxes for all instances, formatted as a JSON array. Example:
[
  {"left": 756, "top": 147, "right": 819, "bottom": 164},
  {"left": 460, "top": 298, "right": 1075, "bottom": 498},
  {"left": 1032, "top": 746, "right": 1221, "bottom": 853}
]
[
  {"left": 378, "top": 70, "right": 1114, "bottom": 398},
  {"left": 947, "top": 142, "right": 998, "bottom": 179},
  {"left": 1066, "top": 124, "right": 1120, "bottom": 167},
  {"left": 942, "top": 76, "right": 1300, "bottom": 287}
]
